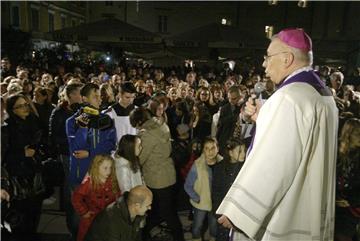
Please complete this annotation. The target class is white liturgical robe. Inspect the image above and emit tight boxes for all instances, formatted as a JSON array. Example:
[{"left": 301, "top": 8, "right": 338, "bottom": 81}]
[
  {"left": 107, "top": 108, "right": 137, "bottom": 143},
  {"left": 217, "top": 76, "right": 338, "bottom": 240}
]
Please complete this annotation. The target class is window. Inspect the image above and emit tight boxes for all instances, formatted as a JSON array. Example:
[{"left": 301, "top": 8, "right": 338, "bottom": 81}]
[
  {"left": 265, "top": 26, "right": 274, "bottom": 39},
  {"left": 49, "top": 13, "right": 54, "bottom": 31},
  {"left": 158, "top": 15, "right": 168, "bottom": 33},
  {"left": 61, "top": 16, "right": 66, "bottom": 28},
  {"left": 31, "top": 8, "right": 39, "bottom": 31},
  {"left": 105, "top": 1, "right": 113, "bottom": 6},
  {"left": 11, "top": 6, "right": 20, "bottom": 28},
  {"left": 221, "top": 18, "right": 231, "bottom": 26}
]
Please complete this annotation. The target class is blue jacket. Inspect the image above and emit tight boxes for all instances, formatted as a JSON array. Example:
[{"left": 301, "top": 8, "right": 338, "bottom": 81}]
[{"left": 66, "top": 112, "right": 117, "bottom": 185}]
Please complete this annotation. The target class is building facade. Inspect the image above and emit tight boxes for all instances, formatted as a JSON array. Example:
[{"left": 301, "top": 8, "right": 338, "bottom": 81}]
[
  {"left": 86, "top": 1, "right": 360, "bottom": 66},
  {"left": 1, "top": 1, "right": 359, "bottom": 67},
  {"left": 1, "top": 1, "right": 86, "bottom": 48}
]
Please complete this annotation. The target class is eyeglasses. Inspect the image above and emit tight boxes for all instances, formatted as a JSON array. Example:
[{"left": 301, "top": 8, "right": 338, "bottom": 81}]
[
  {"left": 200, "top": 92, "right": 209, "bottom": 96},
  {"left": 13, "top": 103, "right": 30, "bottom": 110},
  {"left": 263, "top": 51, "right": 289, "bottom": 62}
]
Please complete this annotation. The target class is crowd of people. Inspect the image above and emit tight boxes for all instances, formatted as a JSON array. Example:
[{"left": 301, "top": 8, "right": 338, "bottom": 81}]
[{"left": 1, "top": 28, "right": 360, "bottom": 241}]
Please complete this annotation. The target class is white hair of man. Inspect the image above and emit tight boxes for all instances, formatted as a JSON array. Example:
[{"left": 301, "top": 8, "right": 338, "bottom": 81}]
[{"left": 330, "top": 71, "right": 344, "bottom": 83}]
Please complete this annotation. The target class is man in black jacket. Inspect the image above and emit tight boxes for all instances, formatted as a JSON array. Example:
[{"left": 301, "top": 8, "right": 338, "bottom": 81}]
[
  {"left": 49, "top": 83, "right": 83, "bottom": 161},
  {"left": 48, "top": 83, "right": 83, "bottom": 234},
  {"left": 216, "top": 85, "right": 244, "bottom": 155},
  {"left": 85, "top": 185, "right": 153, "bottom": 241}
]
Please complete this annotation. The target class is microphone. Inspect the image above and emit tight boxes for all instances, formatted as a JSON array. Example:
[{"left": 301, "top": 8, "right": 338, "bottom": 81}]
[{"left": 253, "top": 82, "right": 267, "bottom": 104}]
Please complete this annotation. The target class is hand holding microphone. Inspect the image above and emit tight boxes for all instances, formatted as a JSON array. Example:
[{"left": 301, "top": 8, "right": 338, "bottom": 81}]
[
  {"left": 244, "top": 97, "right": 262, "bottom": 122},
  {"left": 243, "top": 82, "right": 266, "bottom": 122}
]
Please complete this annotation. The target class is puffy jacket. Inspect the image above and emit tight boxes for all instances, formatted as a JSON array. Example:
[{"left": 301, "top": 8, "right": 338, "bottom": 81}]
[
  {"left": 66, "top": 112, "right": 117, "bottom": 185},
  {"left": 4, "top": 114, "right": 42, "bottom": 177}
]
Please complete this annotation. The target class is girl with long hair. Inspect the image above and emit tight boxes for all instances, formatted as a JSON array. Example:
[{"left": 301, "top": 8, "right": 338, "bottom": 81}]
[
  {"left": 72, "top": 155, "right": 121, "bottom": 241},
  {"left": 113, "top": 134, "right": 144, "bottom": 192}
]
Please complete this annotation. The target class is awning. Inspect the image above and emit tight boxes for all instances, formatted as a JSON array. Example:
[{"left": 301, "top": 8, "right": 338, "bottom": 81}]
[{"left": 49, "top": 18, "right": 162, "bottom": 45}]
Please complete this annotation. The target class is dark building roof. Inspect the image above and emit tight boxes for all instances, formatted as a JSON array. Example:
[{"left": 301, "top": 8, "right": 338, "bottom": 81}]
[{"left": 50, "top": 18, "right": 161, "bottom": 43}]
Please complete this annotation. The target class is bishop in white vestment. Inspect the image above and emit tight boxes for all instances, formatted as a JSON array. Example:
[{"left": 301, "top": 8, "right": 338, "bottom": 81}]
[{"left": 217, "top": 28, "right": 338, "bottom": 241}]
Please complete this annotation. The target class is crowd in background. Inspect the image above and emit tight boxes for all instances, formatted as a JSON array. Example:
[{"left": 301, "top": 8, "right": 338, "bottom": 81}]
[{"left": 1, "top": 55, "right": 359, "bottom": 241}]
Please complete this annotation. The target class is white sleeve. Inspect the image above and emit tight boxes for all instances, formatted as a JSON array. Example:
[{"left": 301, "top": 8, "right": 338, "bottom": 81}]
[{"left": 115, "top": 163, "right": 133, "bottom": 193}]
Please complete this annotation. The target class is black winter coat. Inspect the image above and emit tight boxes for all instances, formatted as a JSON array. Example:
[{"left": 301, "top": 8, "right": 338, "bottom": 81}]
[
  {"left": 216, "top": 103, "right": 241, "bottom": 154},
  {"left": 211, "top": 160, "right": 243, "bottom": 215},
  {"left": 4, "top": 114, "right": 42, "bottom": 177},
  {"left": 48, "top": 104, "right": 74, "bottom": 156}
]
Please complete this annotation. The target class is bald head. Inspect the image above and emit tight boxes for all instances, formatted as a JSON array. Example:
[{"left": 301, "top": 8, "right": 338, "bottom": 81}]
[
  {"left": 127, "top": 185, "right": 153, "bottom": 217},
  {"left": 127, "top": 185, "right": 152, "bottom": 206}
]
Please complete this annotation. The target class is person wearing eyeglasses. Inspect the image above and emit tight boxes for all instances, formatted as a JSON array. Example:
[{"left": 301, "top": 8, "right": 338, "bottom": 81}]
[
  {"left": 217, "top": 28, "right": 338, "bottom": 240},
  {"left": 3, "top": 93, "right": 43, "bottom": 238}
]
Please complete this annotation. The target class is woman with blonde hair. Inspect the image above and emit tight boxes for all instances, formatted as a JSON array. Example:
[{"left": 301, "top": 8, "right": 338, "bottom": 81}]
[
  {"left": 99, "top": 83, "right": 115, "bottom": 110},
  {"left": 177, "top": 82, "right": 189, "bottom": 100}
]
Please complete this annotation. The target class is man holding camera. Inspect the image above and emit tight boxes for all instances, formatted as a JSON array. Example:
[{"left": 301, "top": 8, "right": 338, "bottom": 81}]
[{"left": 66, "top": 83, "right": 117, "bottom": 240}]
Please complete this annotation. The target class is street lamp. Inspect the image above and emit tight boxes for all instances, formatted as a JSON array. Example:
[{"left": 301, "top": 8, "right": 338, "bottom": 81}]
[
  {"left": 298, "top": 0, "right": 308, "bottom": 8},
  {"left": 268, "top": 0, "right": 279, "bottom": 6}
]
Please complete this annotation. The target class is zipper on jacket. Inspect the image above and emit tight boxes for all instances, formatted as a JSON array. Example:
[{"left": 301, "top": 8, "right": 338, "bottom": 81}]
[
  {"left": 77, "top": 159, "right": 80, "bottom": 178},
  {"left": 93, "top": 129, "right": 96, "bottom": 149}
]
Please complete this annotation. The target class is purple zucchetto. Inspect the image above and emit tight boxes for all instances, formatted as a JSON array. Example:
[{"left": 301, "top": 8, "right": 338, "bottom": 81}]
[{"left": 278, "top": 28, "right": 312, "bottom": 52}]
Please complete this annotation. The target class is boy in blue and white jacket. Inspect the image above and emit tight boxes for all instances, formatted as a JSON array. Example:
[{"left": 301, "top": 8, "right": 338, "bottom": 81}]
[
  {"left": 66, "top": 83, "right": 117, "bottom": 186},
  {"left": 184, "top": 137, "right": 222, "bottom": 241}
]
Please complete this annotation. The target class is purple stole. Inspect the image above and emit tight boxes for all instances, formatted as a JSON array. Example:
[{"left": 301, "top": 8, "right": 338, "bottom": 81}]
[{"left": 246, "top": 70, "right": 331, "bottom": 156}]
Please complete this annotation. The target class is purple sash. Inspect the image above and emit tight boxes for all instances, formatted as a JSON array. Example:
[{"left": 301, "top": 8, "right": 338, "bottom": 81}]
[
  {"left": 247, "top": 70, "right": 332, "bottom": 155},
  {"left": 277, "top": 70, "right": 332, "bottom": 96}
]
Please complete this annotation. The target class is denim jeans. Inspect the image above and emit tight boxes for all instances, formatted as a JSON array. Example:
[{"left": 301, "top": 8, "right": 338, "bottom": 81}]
[{"left": 192, "top": 207, "right": 217, "bottom": 239}]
